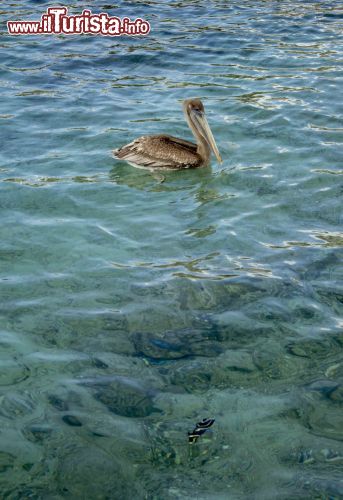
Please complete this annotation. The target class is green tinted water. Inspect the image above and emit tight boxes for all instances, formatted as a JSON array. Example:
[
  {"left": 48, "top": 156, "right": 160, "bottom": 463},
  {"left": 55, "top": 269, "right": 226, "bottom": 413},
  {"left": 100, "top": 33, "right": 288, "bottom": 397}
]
[{"left": 0, "top": 1, "right": 342, "bottom": 498}]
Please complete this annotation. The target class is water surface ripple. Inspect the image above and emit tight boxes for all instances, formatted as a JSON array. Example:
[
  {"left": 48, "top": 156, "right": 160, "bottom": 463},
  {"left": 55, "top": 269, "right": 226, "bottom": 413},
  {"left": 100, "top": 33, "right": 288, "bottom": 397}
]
[{"left": 0, "top": 1, "right": 342, "bottom": 498}]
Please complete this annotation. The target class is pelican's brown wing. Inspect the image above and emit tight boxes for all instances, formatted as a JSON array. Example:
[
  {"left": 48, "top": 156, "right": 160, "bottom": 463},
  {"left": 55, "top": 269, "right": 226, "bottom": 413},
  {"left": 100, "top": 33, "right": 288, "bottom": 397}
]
[{"left": 113, "top": 134, "right": 201, "bottom": 169}]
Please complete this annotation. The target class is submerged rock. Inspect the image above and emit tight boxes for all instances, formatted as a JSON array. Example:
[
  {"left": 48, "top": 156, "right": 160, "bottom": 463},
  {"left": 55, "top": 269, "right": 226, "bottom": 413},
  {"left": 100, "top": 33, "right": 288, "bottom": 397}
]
[
  {"left": 306, "top": 379, "right": 339, "bottom": 396},
  {"left": 79, "top": 375, "right": 160, "bottom": 418},
  {"left": 304, "top": 477, "right": 343, "bottom": 497},
  {"left": 298, "top": 449, "right": 314, "bottom": 464},
  {"left": 0, "top": 392, "right": 35, "bottom": 419},
  {"left": 287, "top": 339, "right": 334, "bottom": 359},
  {"left": 47, "top": 394, "right": 69, "bottom": 412},
  {"left": 23, "top": 423, "right": 53, "bottom": 443},
  {"left": 133, "top": 331, "right": 189, "bottom": 360},
  {"left": 321, "top": 448, "right": 343, "bottom": 462},
  {"left": 0, "top": 451, "right": 15, "bottom": 473},
  {"left": 62, "top": 415, "right": 82, "bottom": 427},
  {"left": 132, "top": 329, "right": 223, "bottom": 361},
  {"left": 170, "top": 360, "right": 213, "bottom": 392},
  {"left": 2, "top": 486, "right": 61, "bottom": 500},
  {"left": 57, "top": 446, "right": 138, "bottom": 498},
  {"left": 328, "top": 384, "right": 343, "bottom": 403}
]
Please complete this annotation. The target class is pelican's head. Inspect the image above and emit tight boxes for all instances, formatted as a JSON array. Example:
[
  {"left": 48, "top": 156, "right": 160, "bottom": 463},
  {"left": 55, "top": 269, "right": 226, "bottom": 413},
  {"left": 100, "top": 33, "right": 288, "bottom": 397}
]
[{"left": 183, "top": 98, "right": 222, "bottom": 163}]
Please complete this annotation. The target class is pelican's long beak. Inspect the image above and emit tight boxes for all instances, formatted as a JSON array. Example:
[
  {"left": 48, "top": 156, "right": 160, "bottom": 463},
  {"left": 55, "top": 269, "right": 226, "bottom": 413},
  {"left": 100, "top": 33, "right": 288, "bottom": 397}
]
[{"left": 191, "top": 109, "right": 222, "bottom": 163}]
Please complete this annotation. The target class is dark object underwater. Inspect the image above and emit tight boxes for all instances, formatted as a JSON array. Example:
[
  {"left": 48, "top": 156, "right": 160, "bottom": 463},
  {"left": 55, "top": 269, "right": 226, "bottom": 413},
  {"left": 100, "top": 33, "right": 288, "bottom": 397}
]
[{"left": 188, "top": 417, "right": 215, "bottom": 444}]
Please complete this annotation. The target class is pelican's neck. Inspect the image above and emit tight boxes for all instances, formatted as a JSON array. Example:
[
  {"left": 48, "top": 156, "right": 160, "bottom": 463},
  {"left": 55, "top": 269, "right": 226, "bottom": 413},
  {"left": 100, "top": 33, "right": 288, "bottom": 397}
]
[{"left": 184, "top": 109, "right": 211, "bottom": 164}]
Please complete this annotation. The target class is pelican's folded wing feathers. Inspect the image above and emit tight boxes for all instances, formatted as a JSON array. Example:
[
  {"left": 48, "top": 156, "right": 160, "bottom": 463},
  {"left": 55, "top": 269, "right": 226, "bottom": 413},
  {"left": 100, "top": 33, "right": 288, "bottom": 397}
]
[{"left": 113, "top": 135, "right": 199, "bottom": 169}]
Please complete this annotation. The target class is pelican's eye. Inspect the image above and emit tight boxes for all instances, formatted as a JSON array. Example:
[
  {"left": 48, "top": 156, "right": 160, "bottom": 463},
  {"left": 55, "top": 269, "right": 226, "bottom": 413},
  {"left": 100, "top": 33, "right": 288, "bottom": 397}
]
[{"left": 192, "top": 106, "right": 202, "bottom": 114}]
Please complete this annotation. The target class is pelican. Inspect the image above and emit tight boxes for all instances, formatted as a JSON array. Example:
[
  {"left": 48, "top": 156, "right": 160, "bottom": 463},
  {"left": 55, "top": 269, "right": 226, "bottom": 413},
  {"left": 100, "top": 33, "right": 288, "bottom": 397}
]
[{"left": 112, "top": 98, "right": 222, "bottom": 170}]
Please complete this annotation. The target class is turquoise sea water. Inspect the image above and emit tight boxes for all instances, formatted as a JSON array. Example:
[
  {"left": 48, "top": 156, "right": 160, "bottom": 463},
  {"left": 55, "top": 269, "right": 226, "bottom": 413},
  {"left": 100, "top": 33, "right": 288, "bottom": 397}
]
[{"left": 1, "top": 1, "right": 343, "bottom": 498}]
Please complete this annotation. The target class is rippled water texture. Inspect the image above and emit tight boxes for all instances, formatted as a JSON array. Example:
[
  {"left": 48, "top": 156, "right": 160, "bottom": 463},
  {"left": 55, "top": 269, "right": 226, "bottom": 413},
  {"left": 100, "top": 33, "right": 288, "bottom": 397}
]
[{"left": 1, "top": 1, "right": 343, "bottom": 498}]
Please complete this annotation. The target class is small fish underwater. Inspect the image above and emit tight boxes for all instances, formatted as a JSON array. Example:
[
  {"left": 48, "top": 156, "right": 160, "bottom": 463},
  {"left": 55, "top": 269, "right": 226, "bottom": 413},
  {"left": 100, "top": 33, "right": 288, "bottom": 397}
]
[{"left": 188, "top": 417, "right": 215, "bottom": 444}]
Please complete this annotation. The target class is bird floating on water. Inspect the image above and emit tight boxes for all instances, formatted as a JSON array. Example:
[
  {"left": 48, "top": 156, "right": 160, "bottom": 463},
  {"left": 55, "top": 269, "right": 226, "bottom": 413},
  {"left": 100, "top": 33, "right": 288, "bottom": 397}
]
[{"left": 112, "top": 98, "right": 222, "bottom": 170}]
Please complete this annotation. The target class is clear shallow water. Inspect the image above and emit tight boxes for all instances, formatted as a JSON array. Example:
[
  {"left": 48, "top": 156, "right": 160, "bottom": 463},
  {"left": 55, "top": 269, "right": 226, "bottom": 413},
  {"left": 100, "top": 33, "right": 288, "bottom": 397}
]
[{"left": 1, "top": 0, "right": 343, "bottom": 498}]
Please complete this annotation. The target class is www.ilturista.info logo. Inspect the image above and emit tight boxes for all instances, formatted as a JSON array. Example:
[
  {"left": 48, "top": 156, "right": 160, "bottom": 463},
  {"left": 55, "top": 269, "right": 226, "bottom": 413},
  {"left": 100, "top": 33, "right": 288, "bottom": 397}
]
[{"left": 7, "top": 7, "right": 151, "bottom": 36}]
